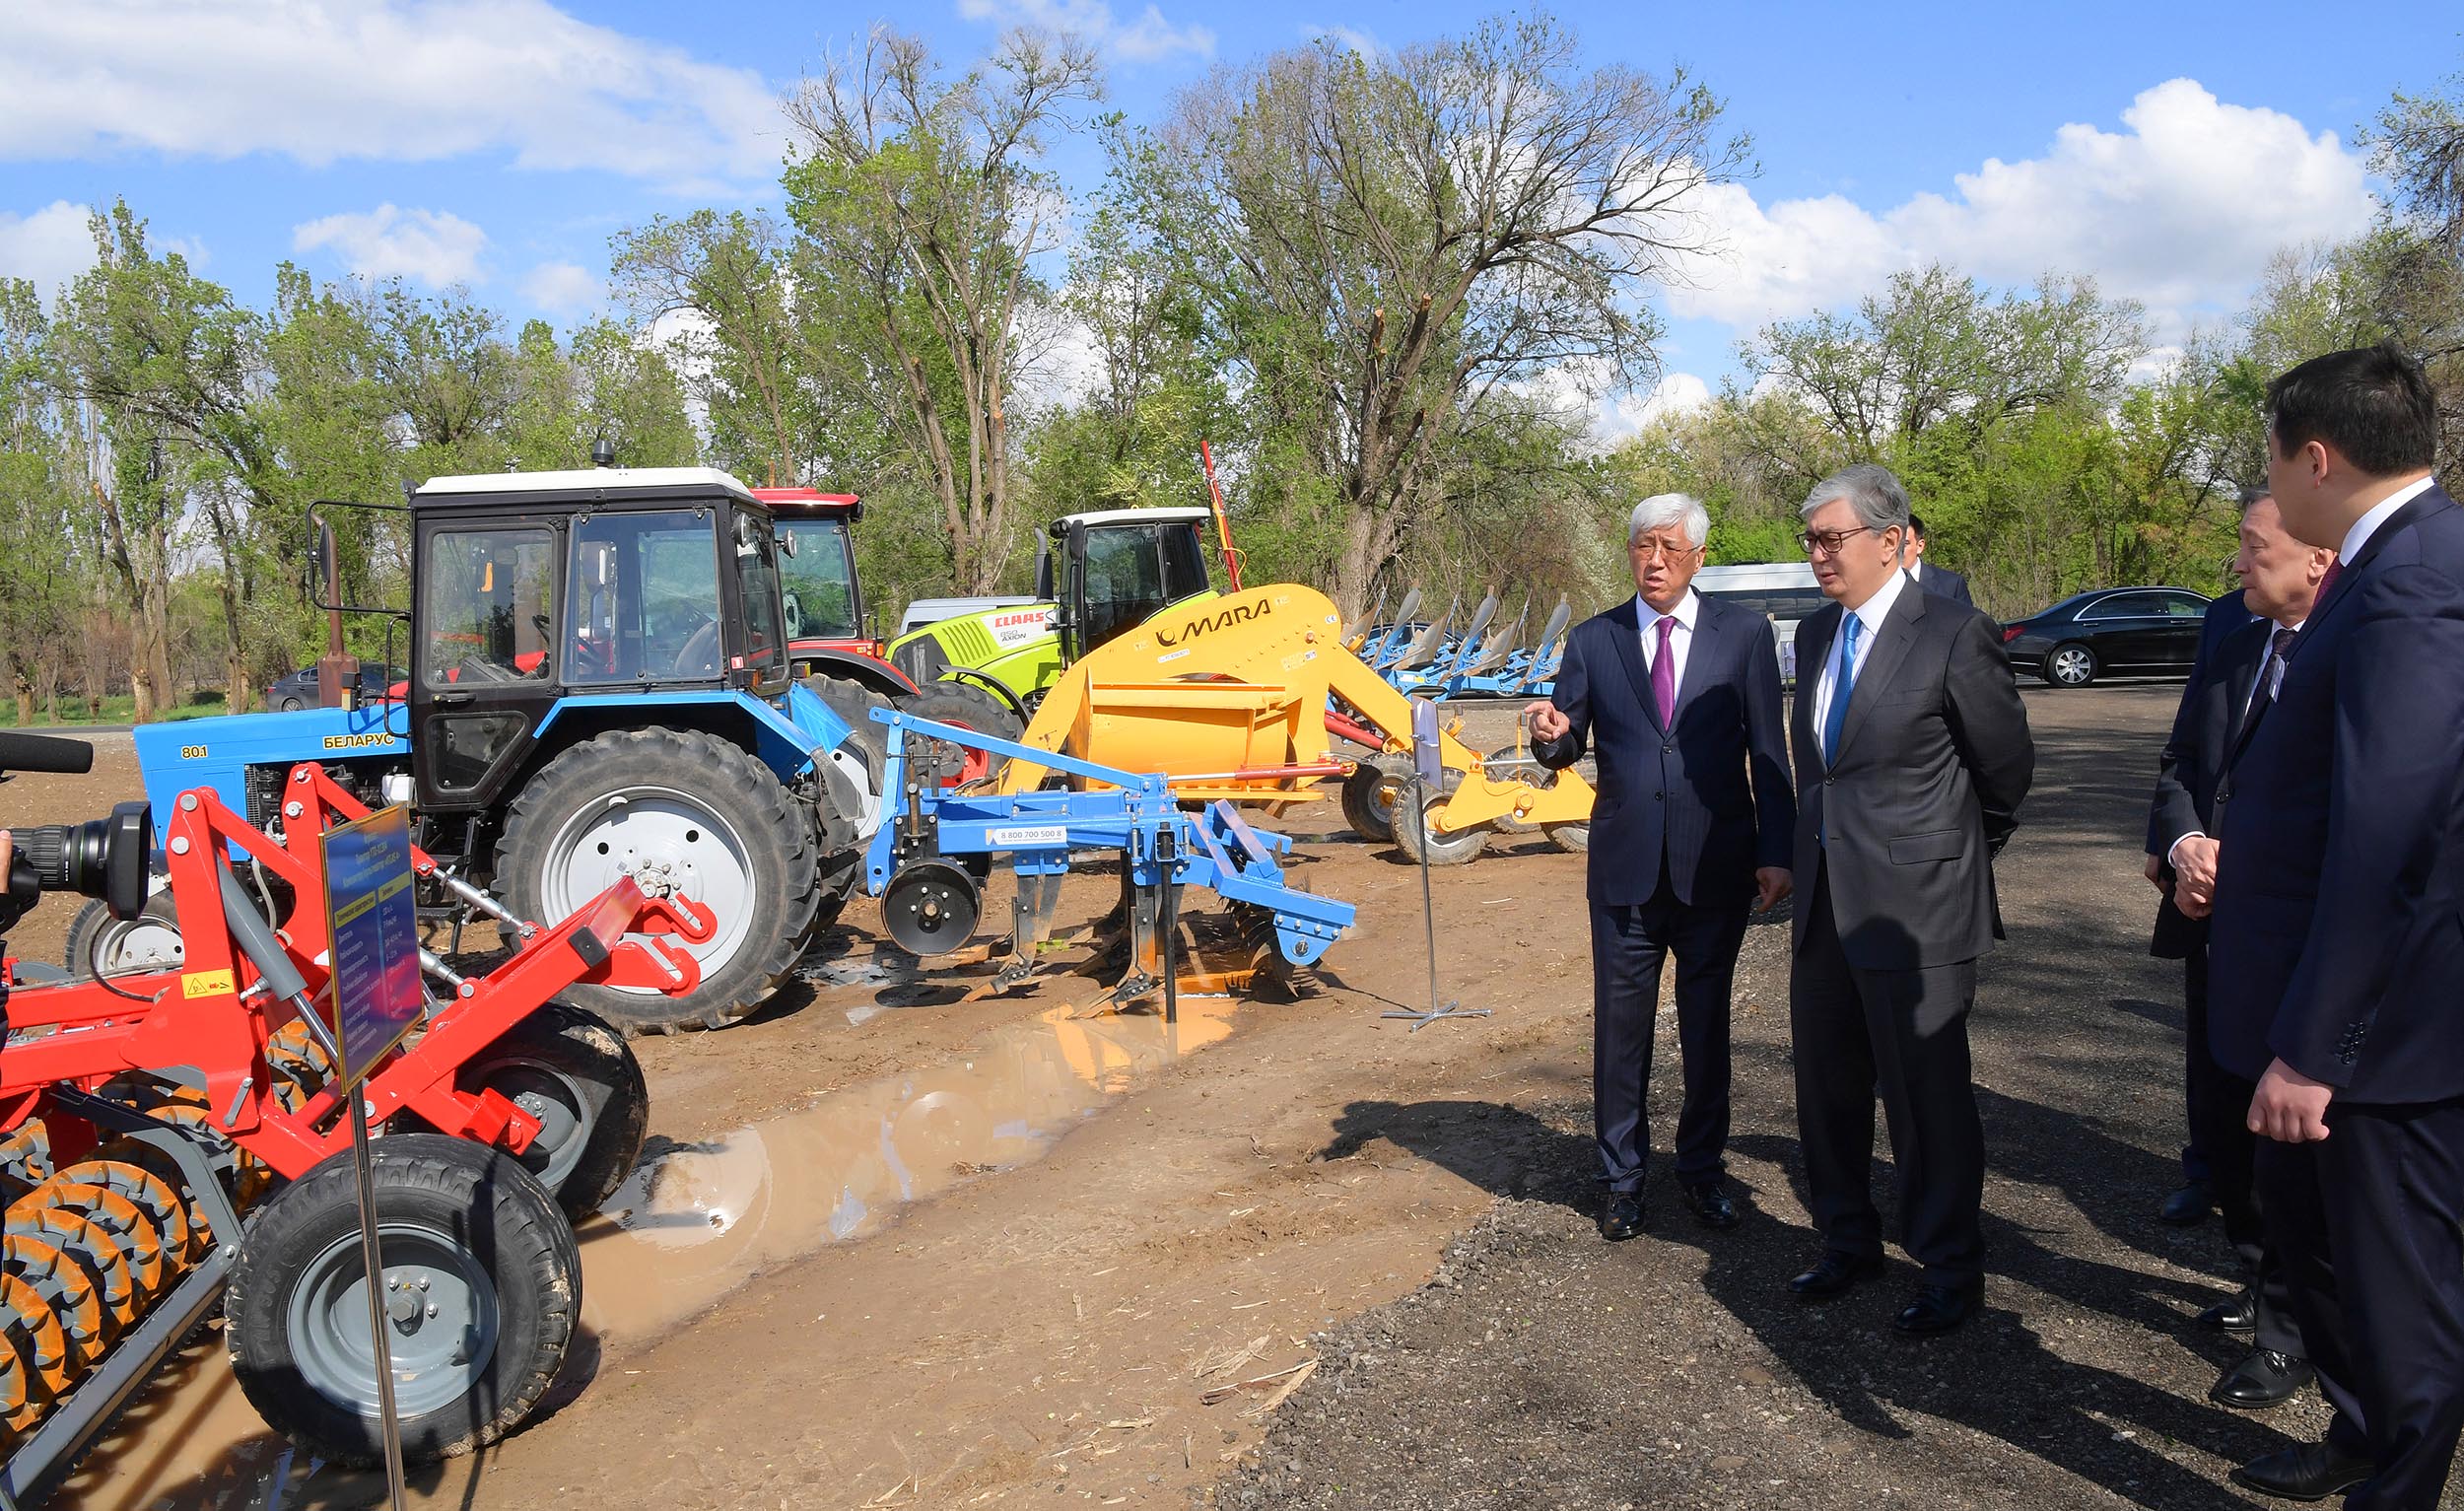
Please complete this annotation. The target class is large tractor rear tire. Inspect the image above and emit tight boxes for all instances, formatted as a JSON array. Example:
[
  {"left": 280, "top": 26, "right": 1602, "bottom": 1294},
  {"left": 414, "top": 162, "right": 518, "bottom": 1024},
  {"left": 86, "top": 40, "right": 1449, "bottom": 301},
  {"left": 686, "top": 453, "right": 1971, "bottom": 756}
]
[
  {"left": 497, "top": 729, "right": 819, "bottom": 1036},
  {"left": 226, "top": 1134, "right": 581, "bottom": 1467},
  {"left": 451, "top": 1001, "right": 648, "bottom": 1220}
]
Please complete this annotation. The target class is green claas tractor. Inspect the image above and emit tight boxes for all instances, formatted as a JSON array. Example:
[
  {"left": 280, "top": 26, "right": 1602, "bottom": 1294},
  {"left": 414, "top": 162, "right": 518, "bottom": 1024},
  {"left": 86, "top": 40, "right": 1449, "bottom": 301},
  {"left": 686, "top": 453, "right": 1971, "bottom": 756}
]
[{"left": 881, "top": 507, "right": 1219, "bottom": 719}]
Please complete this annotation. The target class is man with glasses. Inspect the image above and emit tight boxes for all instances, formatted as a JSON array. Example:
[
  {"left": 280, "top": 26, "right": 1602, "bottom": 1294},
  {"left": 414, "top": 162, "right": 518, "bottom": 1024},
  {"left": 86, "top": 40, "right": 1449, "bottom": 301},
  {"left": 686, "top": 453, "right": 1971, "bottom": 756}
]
[
  {"left": 1784, "top": 463, "right": 2033, "bottom": 1337},
  {"left": 2145, "top": 487, "right": 2326, "bottom": 1413},
  {"left": 1527, "top": 494, "right": 1795, "bottom": 1241}
]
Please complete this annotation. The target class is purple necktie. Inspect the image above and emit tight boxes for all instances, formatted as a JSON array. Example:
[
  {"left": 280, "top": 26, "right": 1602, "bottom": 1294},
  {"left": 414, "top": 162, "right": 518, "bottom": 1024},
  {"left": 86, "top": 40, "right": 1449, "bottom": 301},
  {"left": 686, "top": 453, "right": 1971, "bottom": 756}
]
[{"left": 1652, "top": 614, "right": 1677, "bottom": 724}]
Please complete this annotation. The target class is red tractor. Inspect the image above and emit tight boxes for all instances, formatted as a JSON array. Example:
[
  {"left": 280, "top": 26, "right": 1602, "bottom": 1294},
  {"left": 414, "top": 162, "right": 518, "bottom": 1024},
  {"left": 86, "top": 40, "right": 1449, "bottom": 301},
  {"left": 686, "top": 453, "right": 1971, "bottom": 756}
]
[{"left": 757, "top": 487, "right": 1020, "bottom": 781}]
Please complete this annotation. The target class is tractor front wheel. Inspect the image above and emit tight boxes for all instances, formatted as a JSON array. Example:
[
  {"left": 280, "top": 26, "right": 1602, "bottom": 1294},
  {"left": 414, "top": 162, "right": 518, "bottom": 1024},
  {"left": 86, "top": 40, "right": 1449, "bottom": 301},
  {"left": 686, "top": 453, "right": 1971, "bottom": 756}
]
[
  {"left": 225, "top": 1134, "right": 580, "bottom": 1467},
  {"left": 497, "top": 728, "right": 819, "bottom": 1036},
  {"left": 900, "top": 682, "right": 1025, "bottom": 786}
]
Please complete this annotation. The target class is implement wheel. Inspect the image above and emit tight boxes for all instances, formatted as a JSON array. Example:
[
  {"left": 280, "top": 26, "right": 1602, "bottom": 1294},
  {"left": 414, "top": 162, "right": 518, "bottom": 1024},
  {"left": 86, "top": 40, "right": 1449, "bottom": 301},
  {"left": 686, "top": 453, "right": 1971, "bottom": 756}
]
[
  {"left": 226, "top": 1134, "right": 580, "bottom": 1467},
  {"left": 1340, "top": 754, "right": 1410, "bottom": 845},
  {"left": 1389, "top": 769, "right": 1490, "bottom": 866},
  {"left": 454, "top": 1002, "right": 648, "bottom": 1220},
  {"left": 498, "top": 728, "right": 819, "bottom": 1036}
]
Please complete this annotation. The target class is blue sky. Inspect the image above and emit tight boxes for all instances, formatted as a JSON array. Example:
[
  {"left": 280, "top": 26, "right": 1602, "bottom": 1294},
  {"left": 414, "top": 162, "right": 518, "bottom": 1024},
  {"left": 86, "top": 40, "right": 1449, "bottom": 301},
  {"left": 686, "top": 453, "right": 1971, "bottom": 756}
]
[{"left": 4, "top": 0, "right": 2456, "bottom": 431}]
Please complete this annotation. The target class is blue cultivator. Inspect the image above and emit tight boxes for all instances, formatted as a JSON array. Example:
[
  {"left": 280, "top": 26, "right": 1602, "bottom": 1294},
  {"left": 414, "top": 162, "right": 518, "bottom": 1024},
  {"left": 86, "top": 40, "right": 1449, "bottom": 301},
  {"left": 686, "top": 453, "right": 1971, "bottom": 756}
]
[{"left": 862, "top": 710, "right": 1357, "bottom": 1013}]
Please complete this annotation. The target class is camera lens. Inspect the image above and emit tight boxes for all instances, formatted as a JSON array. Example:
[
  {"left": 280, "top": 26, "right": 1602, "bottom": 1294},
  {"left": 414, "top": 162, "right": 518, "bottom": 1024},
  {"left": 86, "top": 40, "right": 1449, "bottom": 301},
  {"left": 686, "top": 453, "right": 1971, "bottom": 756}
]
[
  {"left": 11, "top": 802, "right": 155, "bottom": 919},
  {"left": 15, "top": 821, "right": 103, "bottom": 893}
]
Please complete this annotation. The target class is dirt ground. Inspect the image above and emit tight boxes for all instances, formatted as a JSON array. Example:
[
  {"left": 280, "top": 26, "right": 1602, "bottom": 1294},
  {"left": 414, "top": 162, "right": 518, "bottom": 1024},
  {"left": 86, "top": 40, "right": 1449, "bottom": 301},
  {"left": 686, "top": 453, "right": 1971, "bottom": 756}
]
[{"left": 6, "top": 686, "right": 2422, "bottom": 1509}]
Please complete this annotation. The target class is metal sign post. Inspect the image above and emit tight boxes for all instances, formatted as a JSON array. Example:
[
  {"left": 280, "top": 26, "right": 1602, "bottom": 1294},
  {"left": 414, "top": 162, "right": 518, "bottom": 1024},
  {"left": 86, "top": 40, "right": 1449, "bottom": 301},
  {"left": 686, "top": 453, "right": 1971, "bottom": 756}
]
[
  {"left": 318, "top": 804, "right": 423, "bottom": 1511},
  {"left": 1384, "top": 698, "right": 1490, "bottom": 1032}
]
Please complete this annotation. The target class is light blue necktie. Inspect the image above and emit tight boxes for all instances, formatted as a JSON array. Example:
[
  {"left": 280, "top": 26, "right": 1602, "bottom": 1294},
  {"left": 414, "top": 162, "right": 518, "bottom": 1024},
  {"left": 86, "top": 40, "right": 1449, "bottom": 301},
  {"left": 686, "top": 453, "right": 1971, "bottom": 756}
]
[{"left": 1822, "top": 614, "right": 1864, "bottom": 761}]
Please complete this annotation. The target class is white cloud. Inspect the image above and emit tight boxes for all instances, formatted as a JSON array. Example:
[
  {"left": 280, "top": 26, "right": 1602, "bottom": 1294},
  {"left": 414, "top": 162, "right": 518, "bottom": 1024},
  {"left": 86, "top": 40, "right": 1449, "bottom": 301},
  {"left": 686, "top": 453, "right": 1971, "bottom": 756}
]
[
  {"left": 293, "top": 205, "right": 488, "bottom": 287},
  {"left": 0, "top": 201, "right": 99, "bottom": 299},
  {"left": 1304, "top": 25, "right": 1381, "bottom": 57},
  {"left": 0, "top": 0, "right": 784, "bottom": 192},
  {"left": 957, "top": 0, "right": 1212, "bottom": 63},
  {"left": 1667, "top": 80, "right": 2377, "bottom": 339},
  {"left": 521, "top": 260, "right": 604, "bottom": 314},
  {"left": 1614, "top": 372, "right": 1712, "bottom": 432}
]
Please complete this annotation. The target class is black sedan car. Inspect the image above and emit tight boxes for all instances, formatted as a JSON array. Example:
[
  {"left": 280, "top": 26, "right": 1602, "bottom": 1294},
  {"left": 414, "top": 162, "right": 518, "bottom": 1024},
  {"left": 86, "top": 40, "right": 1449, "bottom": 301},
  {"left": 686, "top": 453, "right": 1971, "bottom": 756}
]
[
  {"left": 265, "top": 663, "right": 407, "bottom": 712},
  {"left": 2000, "top": 587, "right": 2212, "bottom": 688}
]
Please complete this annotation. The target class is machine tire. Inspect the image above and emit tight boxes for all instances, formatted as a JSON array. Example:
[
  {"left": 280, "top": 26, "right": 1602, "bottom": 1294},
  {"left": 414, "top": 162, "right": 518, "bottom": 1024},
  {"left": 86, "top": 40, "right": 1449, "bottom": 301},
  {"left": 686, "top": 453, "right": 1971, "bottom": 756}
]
[
  {"left": 226, "top": 1134, "right": 580, "bottom": 1468},
  {"left": 899, "top": 682, "right": 1024, "bottom": 786},
  {"left": 452, "top": 1002, "right": 648, "bottom": 1220},
  {"left": 2044, "top": 642, "right": 2097, "bottom": 688},
  {"left": 62, "top": 891, "right": 183, "bottom": 979},
  {"left": 1389, "top": 769, "right": 1490, "bottom": 867},
  {"left": 497, "top": 728, "right": 818, "bottom": 1036},
  {"left": 277, "top": 696, "right": 306, "bottom": 713},
  {"left": 1339, "top": 755, "right": 1409, "bottom": 845}
]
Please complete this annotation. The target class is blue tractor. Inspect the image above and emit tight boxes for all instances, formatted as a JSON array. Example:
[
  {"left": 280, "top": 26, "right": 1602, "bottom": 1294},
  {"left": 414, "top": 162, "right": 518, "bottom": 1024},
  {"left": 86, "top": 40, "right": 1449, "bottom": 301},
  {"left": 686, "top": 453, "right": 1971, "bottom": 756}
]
[{"left": 126, "top": 463, "right": 887, "bottom": 1036}]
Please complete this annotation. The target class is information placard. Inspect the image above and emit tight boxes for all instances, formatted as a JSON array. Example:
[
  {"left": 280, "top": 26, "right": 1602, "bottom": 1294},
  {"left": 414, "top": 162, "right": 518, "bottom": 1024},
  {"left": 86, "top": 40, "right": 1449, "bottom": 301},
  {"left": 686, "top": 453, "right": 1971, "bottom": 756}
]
[{"left": 317, "top": 803, "right": 423, "bottom": 1092}]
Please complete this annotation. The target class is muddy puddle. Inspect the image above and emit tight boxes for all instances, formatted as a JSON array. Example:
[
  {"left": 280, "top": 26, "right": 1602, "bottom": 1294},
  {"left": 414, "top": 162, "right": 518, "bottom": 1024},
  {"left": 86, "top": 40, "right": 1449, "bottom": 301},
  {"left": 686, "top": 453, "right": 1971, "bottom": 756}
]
[{"left": 52, "top": 995, "right": 1239, "bottom": 1510}]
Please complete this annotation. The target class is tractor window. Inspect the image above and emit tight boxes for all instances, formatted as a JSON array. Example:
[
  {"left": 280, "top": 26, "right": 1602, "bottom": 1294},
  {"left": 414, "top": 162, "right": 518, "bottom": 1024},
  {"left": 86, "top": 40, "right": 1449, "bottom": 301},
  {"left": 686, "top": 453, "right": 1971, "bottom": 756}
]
[
  {"left": 565, "top": 510, "right": 723, "bottom": 684},
  {"left": 779, "top": 517, "right": 859, "bottom": 641},
  {"left": 1079, "top": 526, "right": 1170, "bottom": 652},
  {"left": 1162, "top": 522, "right": 1210, "bottom": 602},
  {"left": 422, "top": 527, "right": 555, "bottom": 688},
  {"left": 734, "top": 511, "right": 784, "bottom": 672}
]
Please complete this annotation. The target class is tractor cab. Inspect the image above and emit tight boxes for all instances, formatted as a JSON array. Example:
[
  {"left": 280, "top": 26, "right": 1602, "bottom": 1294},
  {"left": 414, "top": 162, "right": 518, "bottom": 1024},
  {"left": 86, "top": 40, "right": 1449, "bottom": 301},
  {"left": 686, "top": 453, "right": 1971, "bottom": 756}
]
[
  {"left": 755, "top": 488, "right": 872, "bottom": 665},
  {"left": 410, "top": 467, "right": 790, "bottom": 813},
  {"left": 1038, "top": 508, "right": 1215, "bottom": 663}
]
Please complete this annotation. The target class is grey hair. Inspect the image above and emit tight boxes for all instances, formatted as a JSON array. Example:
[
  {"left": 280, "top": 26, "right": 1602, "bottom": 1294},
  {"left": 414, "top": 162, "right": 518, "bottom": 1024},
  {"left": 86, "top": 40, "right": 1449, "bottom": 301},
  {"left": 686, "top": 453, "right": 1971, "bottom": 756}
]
[
  {"left": 1628, "top": 492, "right": 1710, "bottom": 548},
  {"left": 1801, "top": 463, "right": 1912, "bottom": 532},
  {"left": 2237, "top": 484, "right": 2275, "bottom": 511}
]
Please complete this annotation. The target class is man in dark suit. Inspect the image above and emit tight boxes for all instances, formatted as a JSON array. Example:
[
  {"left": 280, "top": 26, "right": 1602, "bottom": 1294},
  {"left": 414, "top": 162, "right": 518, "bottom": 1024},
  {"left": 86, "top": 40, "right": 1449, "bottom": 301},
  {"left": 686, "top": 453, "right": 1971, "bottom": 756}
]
[
  {"left": 2145, "top": 490, "right": 2330, "bottom": 1411},
  {"left": 1784, "top": 463, "right": 2033, "bottom": 1337},
  {"left": 2148, "top": 581, "right": 2263, "bottom": 1229},
  {"left": 2204, "top": 343, "right": 2464, "bottom": 1507},
  {"left": 1526, "top": 493, "right": 1795, "bottom": 1241},
  {"left": 1903, "top": 513, "right": 1975, "bottom": 607}
]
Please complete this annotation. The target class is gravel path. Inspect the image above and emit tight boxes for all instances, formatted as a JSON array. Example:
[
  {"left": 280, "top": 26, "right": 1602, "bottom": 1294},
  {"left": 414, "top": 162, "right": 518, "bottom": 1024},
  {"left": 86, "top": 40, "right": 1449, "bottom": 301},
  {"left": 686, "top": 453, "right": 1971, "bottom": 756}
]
[{"left": 1212, "top": 682, "right": 2425, "bottom": 1510}]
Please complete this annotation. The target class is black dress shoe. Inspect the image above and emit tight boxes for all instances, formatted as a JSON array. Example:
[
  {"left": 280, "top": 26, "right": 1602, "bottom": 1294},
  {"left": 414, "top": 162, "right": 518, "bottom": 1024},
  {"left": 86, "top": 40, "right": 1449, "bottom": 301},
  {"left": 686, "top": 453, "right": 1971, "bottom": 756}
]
[
  {"left": 1787, "top": 1250, "right": 1883, "bottom": 1299},
  {"left": 1599, "top": 1192, "right": 1644, "bottom": 1242},
  {"left": 2160, "top": 1182, "right": 2213, "bottom": 1224},
  {"left": 1893, "top": 1281, "right": 1981, "bottom": 1337},
  {"left": 1679, "top": 1179, "right": 1738, "bottom": 1230},
  {"left": 2196, "top": 1287, "right": 2258, "bottom": 1338},
  {"left": 2229, "top": 1441, "right": 2372, "bottom": 1502},
  {"left": 2210, "top": 1348, "right": 2314, "bottom": 1409}
]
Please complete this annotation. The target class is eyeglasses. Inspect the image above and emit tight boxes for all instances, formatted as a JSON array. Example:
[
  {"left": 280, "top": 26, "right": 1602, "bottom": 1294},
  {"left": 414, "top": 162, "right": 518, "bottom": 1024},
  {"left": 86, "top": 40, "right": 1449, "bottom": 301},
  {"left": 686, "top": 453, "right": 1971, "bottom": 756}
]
[
  {"left": 1798, "top": 525, "right": 1878, "bottom": 557},
  {"left": 1629, "top": 540, "right": 1704, "bottom": 563}
]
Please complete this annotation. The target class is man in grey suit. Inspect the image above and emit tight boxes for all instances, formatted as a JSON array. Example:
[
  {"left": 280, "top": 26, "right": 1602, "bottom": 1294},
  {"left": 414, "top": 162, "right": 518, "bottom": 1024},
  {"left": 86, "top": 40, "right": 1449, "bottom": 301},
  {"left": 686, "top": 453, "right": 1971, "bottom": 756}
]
[{"left": 1784, "top": 463, "right": 2034, "bottom": 1337}]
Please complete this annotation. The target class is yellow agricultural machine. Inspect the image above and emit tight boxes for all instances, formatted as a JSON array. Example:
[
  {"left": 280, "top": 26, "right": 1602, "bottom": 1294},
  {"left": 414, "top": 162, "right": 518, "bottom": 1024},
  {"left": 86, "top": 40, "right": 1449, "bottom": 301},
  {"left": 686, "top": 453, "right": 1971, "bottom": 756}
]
[{"left": 994, "top": 583, "right": 1596, "bottom": 864}]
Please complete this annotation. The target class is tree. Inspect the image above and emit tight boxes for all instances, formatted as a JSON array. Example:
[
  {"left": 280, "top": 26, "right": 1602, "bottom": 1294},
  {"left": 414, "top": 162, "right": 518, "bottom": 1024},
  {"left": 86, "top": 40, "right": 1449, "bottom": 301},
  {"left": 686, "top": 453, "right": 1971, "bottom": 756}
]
[
  {"left": 784, "top": 28, "right": 1104, "bottom": 591},
  {"left": 2369, "top": 69, "right": 2464, "bottom": 477},
  {"left": 0, "top": 280, "right": 85, "bottom": 721},
  {"left": 1117, "top": 14, "right": 1747, "bottom": 615},
  {"left": 612, "top": 210, "right": 808, "bottom": 486}
]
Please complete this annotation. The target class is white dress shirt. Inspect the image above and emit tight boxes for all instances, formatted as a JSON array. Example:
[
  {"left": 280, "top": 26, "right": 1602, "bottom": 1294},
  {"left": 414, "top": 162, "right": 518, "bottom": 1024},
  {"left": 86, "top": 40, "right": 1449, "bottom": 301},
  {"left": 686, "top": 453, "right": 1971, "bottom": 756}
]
[
  {"left": 1635, "top": 587, "right": 1700, "bottom": 701},
  {"left": 1811, "top": 568, "right": 1909, "bottom": 752},
  {"left": 2339, "top": 473, "right": 2436, "bottom": 563}
]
